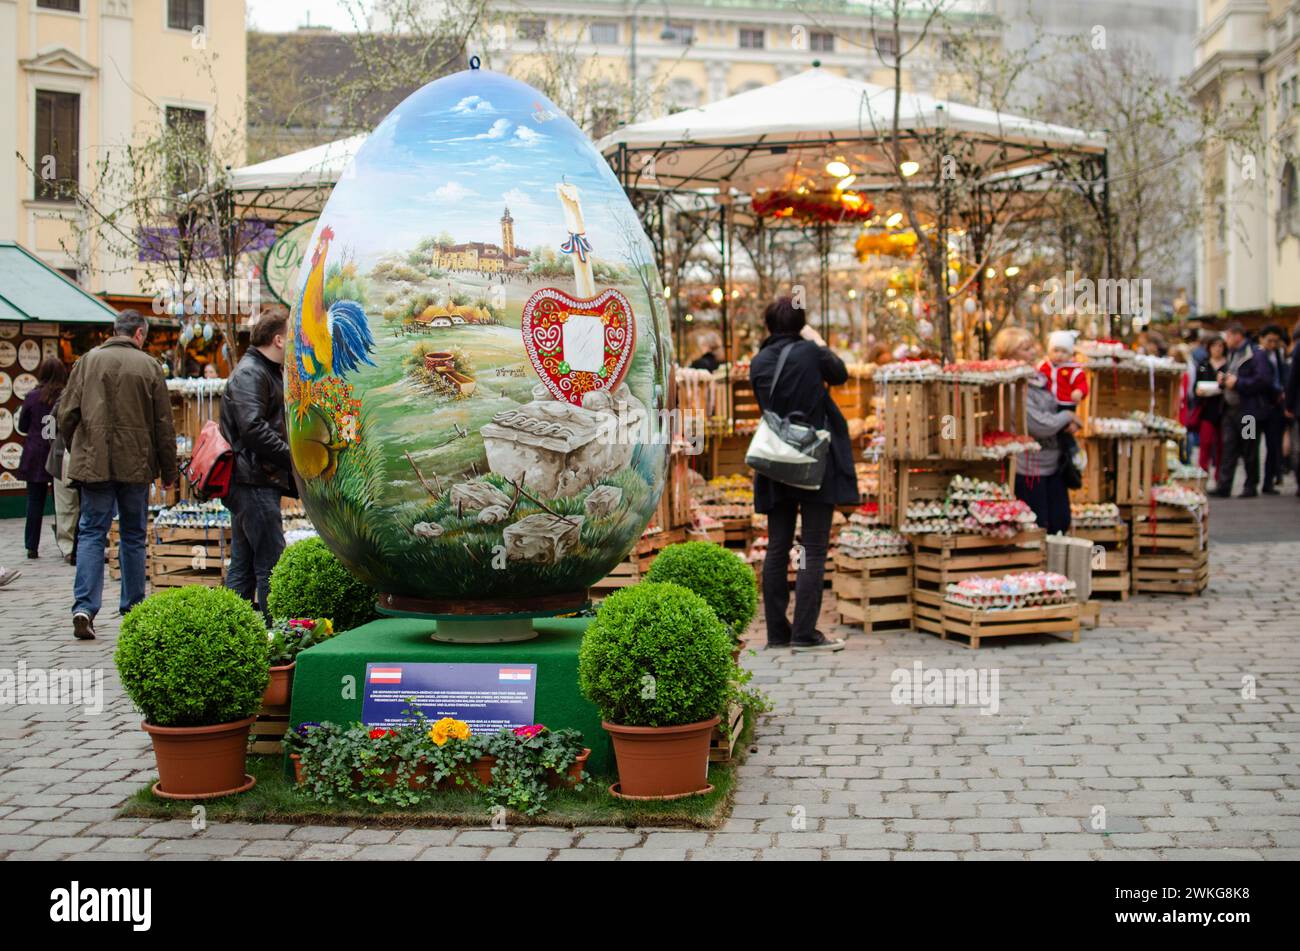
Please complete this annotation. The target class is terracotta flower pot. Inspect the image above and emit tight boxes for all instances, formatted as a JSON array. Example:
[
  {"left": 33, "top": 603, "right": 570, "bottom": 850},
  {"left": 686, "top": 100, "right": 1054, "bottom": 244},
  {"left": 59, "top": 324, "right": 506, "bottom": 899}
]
[
  {"left": 291, "top": 753, "right": 304, "bottom": 785},
  {"left": 731, "top": 638, "right": 748, "bottom": 665},
  {"left": 262, "top": 662, "right": 296, "bottom": 708},
  {"left": 353, "top": 762, "right": 432, "bottom": 791},
  {"left": 547, "top": 748, "right": 591, "bottom": 789},
  {"left": 603, "top": 717, "right": 719, "bottom": 799},
  {"left": 143, "top": 717, "right": 257, "bottom": 800}
]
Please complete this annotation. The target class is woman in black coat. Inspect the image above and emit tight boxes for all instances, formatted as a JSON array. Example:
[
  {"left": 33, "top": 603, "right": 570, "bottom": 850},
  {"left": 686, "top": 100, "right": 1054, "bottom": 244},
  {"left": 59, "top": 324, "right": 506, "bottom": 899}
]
[
  {"left": 15, "top": 358, "right": 67, "bottom": 559},
  {"left": 749, "top": 298, "right": 859, "bottom": 652}
]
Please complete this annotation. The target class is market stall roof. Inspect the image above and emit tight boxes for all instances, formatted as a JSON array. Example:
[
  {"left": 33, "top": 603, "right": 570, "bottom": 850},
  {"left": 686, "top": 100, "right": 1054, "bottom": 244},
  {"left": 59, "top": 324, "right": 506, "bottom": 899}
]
[
  {"left": 223, "top": 134, "right": 367, "bottom": 222},
  {"left": 0, "top": 241, "right": 118, "bottom": 324},
  {"left": 597, "top": 67, "right": 1106, "bottom": 194},
  {"left": 228, "top": 134, "right": 367, "bottom": 192}
]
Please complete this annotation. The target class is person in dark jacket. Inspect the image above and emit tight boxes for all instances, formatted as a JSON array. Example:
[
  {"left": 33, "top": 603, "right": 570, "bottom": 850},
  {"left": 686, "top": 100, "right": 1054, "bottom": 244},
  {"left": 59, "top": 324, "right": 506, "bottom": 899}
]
[
  {"left": 1256, "top": 325, "right": 1289, "bottom": 494},
  {"left": 1288, "top": 329, "right": 1300, "bottom": 497},
  {"left": 1212, "top": 322, "right": 1272, "bottom": 498},
  {"left": 1193, "top": 336, "right": 1228, "bottom": 482},
  {"left": 59, "top": 310, "right": 179, "bottom": 640},
  {"left": 750, "top": 298, "right": 859, "bottom": 652},
  {"left": 15, "top": 357, "right": 67, "bottom": 559},
  {"left": 220, "top": 313, "right": 296, "bottom": 616}
]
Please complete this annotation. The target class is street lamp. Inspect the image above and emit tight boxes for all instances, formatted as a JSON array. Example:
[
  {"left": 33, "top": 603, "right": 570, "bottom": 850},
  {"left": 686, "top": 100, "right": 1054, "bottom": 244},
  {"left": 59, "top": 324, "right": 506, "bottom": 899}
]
[{"left": 629, "top": 1, "right": 680, "bottom": 115}]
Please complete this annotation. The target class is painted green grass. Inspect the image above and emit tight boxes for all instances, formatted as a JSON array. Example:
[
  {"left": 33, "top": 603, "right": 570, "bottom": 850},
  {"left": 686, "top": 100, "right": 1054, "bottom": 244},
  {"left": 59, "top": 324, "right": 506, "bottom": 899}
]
[{"left": 120, "top": 717, "right": 751, "bottom": 830}]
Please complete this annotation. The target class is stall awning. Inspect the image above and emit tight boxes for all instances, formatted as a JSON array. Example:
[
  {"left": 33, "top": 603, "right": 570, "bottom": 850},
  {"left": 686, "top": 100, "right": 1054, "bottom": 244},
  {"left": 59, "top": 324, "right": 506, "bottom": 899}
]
[
  {"left": 0, "top": 242, "right": 118, "bottom": 324},
  {"left": 598, "top": 67, "right": 1106, "bottom": 193}
]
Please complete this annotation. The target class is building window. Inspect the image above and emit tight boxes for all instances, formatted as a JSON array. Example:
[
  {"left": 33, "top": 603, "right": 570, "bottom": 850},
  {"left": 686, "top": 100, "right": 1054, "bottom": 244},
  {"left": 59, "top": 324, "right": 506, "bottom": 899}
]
[
  {"left": 810, "top": 31, "right": 834, "bottom": 53},
  {"left": 590, "top": 22, "right": 619, "bottom": 45},
  {"left": 517, "top": 19, "right": 545, "bottom": 41},
  {"left": 165, "top": 106, "right": 207, "bottom": 194},
  {"left": 59, "top": 268, "right": 79, "bottom": 283},
  {"left": 875, "top": 33, "right": 897, "bottom": 61},
  {"left": 34, "top": 90, "right": 79, "bottom": 203},
  {"left": 740, "top": 28, "right": 765, "bottom": 50},
  {"left": 663, "top": 23, "right": 693, "bottom": 46},
  {"left": 1281, "top": 160, "right": 1300, "bottom": 236},
  {"left": 167, "top": 0, "right": 204, "bottom": 31},
  {"left": 37, "top": 0, "right": 81, "bottom": 12}
]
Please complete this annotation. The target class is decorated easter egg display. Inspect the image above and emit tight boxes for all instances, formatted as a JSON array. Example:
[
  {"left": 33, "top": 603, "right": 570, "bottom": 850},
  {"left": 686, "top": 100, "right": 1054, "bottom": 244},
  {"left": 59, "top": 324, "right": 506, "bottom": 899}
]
[{"left": 286, "top": 69, "right": 670, "bottom": 615}]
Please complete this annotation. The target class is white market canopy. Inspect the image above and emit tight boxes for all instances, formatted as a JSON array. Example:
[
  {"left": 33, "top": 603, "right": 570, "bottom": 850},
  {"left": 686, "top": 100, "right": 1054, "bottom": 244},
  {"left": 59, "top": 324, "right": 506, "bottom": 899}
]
[
  {"left": 225, "top": 134, "right": 367, "bottom": 222},
  {"left": 597, "top": 67, "right": 1106, "bottom": 195}
]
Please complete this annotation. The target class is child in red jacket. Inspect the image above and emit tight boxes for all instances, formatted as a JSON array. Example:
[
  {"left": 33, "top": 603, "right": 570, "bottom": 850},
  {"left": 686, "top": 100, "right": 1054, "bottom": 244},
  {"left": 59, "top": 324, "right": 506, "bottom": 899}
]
[{"left": 1038, "top": 330, "right": 1087, "bottom": 477}]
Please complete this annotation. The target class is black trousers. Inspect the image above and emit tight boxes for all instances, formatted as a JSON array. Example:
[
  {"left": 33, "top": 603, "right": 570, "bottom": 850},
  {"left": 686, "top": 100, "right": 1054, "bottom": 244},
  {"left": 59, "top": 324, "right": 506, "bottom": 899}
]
[
  {"left": 24, "top": 481, "right": 49, "bottom": 553},
  {"left": 1262, "top": 408, "right": 1286, "bottom": 488},
  {"left": 761, "top": 499, "right": 834, "bottom": 645},
  {"left": 1015, "top": 470, "right": 1071, "bottom": 535},
  {"left": 223, "top": 484, "right": 286, "bottom": 617},
  {"left": 1219, "top": 406, "right": 1260, "bottom": 493}
]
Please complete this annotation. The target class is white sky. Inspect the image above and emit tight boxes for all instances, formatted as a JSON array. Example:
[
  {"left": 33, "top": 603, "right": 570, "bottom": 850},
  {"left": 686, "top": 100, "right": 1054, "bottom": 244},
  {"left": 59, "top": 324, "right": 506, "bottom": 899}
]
[{"left": 245, "top": 0, "right": 372, "bottom": 33}]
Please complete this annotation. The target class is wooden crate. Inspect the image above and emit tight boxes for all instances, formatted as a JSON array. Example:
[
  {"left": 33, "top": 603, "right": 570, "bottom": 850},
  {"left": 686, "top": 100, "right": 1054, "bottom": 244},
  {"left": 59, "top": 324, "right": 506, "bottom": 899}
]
[
  {"left": 911, "top": 530, "right": 1046, "bottom": 635},
  {"left": 885, "top": 457, "right": 1016, "bottom": 530},
  {"left": 249, "top": 705, "right": 290, "bottom": 756},
  {"left": 1131, "top": 505, "right": 1209, "bottom": 595},
  {"left": 831, "top": 376, "right": 873, "bottom": 418},
  {"left": 1069, "top": 436, "right": 1109, "bottom": 504},
  {"left": 940, "top": 601, "right": 1081, "bottom": 649},
  {"left": 882, "top": 381, "right": 939, "bottom": 459},
  {"left": 588, "top": 558, "right": 642, "bottom": 601},
  {"left": 708, "top": 433, "right": 751, "bottom": 479},
  {"left": 934, "top": 379, "right": 1028, "bottom": 460},
  {"left": 709, "top": 702, "right": 745, "bottom": 763},
  {"left": 655, "top": 449, "right": 694, "bottom": 531},
  {"left": 1084, "top": 364, "right": 1180, "bottom": 422},
  {"left": 833, "top": 552, "right": 913, "bottom": 631},
  {"left": 631, "top": 527, "right": 686, "bottom": 573},
  {"left": 147, "top": 524, "right": 230, "bottom": 588},
  {"left": 1116, "top": 438, "right": 1166, "bottom": 506},
  {"left": 720, "top": 516, "right": 753, "bottom": 551},
  {"left": 1072, "top": 523, "right": 1130, "bottom": 600}
]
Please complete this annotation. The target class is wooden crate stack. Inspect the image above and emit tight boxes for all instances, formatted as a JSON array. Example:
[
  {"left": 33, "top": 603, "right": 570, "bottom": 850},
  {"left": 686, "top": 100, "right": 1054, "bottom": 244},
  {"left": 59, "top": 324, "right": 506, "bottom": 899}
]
[
  {"left": 587, "top": 527, "right": 687, "bottom": 602},
  {"left": 147, "top": 524, "right": 230, "bottom": 589},
  {"left": 832, "top": 552, "right": 913, "bottom": 632},
  {"left": 940, "top": 601, "right": 1081, "bottom": 649},
  {"left": 911, "top": 530, "right": 1046, "bottom": 636},
  {"left": 249, "top": 704, "right": 290, "bottom": 755},
  {"left": 1072, "top": 523, "right": 1130, "bottom": 600},
  {"left": 1131, "top": 504, "right": 1209, "bottom": 595}
]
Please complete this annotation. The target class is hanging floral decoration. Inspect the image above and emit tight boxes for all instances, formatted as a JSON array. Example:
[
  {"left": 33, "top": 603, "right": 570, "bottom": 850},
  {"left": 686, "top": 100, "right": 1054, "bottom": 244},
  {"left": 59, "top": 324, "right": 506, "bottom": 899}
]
[
  {"left": 750, "top": 188, "right": 876, "bottom": 224},
  {"left": 855, "top": 231, "right": 919, "bottom": 260}
]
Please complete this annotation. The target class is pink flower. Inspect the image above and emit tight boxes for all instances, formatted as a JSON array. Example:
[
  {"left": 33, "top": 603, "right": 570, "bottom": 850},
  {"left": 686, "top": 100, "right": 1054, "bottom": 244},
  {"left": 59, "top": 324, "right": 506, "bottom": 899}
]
[
  {"left": 513, "top": 724, "right": 546, "bottom": 739},
  {"left": 289, "top": 618, "right": 316, "bottom": 630}
]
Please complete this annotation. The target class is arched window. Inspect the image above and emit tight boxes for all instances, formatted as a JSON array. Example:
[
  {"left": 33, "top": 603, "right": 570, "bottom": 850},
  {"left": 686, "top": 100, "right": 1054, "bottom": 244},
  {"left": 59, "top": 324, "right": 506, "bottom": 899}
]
[{"left": 1281, "top": 159, "right": 1299, "bottom": 238}]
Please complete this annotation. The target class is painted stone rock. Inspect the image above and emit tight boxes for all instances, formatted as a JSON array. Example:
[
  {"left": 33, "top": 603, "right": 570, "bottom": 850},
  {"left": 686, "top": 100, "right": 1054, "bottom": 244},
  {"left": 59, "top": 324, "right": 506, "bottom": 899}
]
[{"left": 286, "top": 68, "right": 671, "bottom": 614}]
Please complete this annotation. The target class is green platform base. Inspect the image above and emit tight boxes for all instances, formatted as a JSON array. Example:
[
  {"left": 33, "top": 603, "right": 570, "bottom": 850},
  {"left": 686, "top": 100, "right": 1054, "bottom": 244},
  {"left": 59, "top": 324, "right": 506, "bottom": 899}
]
[{"left": 288, "top": 616, "right": 611, "bottom": 776}]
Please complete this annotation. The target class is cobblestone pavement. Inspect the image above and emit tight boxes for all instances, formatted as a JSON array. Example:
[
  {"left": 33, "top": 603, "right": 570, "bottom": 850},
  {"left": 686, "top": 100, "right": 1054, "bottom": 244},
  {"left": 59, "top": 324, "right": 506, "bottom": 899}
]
[{"left": 1, "top": 496, "right": 1297, "bottom": 861}]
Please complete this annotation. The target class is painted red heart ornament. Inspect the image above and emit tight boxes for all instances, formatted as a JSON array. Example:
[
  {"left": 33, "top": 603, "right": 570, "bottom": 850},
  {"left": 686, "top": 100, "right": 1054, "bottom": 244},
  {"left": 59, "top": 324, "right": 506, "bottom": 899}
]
[{"left": 521, "top": 286, "right": 636, "bottom": 405}]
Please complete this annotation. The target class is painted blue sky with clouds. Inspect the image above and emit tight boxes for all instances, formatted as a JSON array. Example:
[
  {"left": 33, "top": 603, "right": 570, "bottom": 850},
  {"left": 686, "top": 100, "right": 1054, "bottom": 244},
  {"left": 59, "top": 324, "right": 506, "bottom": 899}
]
[{"left": 317, "top": 70, "right": 642, "bottom": 273}]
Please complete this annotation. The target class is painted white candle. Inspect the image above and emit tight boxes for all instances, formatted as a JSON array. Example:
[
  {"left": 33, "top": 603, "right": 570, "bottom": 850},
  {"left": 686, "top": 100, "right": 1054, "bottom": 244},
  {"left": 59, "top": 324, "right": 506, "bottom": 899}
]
[
  {"left": 563, "top": 313, "right": 604, "bottom": 372},
  {"left": 556, "top": 183, "right": 595, "bottom": 298}
]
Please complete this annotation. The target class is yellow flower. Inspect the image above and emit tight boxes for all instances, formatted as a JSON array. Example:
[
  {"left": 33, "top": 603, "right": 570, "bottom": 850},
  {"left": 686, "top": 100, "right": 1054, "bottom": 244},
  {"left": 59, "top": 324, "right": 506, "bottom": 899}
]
[{"left": 429, "top": 717, "right": 471, "bottom": 746}]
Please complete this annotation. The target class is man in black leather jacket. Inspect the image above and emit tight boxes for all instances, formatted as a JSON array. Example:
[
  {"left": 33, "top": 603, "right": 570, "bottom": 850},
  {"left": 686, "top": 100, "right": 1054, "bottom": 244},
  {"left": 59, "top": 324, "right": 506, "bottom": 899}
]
[{"left": 220, "top": 313, "right": 295, "bottom": 616}]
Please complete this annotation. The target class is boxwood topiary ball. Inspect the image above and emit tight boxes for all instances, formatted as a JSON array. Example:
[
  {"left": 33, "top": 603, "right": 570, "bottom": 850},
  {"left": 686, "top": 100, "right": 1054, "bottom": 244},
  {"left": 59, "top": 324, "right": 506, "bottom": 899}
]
[
  {"left": 578, "top": 581, "right": 732, "bottom": 728},
  {"left": 114, "top": 586, "right": 270, "bottom": 728},
  {"left": 267, "top": 537, "right": 378, "bottom": 631},
  {"left": 644, "top": 540, "right": 758, "bottom": 638}
]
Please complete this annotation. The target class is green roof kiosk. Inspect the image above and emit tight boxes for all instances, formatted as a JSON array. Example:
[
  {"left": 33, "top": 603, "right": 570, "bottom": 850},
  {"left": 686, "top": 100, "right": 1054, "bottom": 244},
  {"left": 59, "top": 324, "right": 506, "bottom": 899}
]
[{"left": 0, "top": 241, "right": 118, "bottom": 518}]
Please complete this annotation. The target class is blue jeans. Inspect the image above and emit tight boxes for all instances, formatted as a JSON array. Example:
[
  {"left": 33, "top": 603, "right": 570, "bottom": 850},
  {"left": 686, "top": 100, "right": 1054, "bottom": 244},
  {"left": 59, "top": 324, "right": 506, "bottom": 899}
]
[{"left": 73, "top": 482, "right": 149, "bottom": 618}]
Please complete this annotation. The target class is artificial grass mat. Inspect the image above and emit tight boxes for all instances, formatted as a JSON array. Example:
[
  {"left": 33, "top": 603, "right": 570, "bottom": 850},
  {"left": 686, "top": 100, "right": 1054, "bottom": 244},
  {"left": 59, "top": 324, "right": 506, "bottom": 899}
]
[{"left": 119, "top": 715, "right": 753, "bottom": 830}]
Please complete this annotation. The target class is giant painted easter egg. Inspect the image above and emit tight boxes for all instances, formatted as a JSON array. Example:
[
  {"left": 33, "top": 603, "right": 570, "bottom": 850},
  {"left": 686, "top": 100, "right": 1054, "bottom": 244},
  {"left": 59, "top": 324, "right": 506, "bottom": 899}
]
[{"left": 286, "top": 68, "right": 671, "bottom": 615}]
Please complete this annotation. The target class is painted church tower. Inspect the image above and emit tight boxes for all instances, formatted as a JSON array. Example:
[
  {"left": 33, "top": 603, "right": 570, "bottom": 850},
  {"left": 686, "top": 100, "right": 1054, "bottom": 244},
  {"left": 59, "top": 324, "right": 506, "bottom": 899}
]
[{"left": 500, "top": 206, "right": 515, "bottom": 258}]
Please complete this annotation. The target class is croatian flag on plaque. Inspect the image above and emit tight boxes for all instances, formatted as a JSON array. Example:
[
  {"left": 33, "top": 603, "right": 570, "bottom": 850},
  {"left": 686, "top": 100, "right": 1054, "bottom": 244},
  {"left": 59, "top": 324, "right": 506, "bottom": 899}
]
[
  {"left": 369, "top": 667, "right": 403, "bottom": 684},
  {"left": 498, "top": 667, "right": 533, "bottom": 682}
]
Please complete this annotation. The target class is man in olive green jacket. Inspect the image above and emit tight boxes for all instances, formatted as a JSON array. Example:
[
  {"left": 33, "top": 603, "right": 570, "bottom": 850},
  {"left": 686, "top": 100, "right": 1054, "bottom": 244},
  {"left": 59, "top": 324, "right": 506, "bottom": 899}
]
[{"left": 57, "top": 310, "right": 178, "bottom": 639}]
